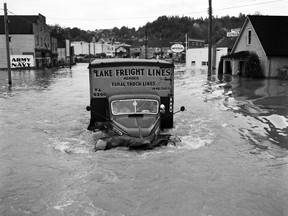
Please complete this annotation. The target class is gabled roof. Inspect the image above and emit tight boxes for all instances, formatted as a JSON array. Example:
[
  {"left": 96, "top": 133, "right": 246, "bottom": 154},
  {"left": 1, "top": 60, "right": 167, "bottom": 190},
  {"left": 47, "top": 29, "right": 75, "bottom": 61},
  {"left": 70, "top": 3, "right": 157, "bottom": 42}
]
[
  {"left": 233, "top": 15, "right": 288, "bottom": 56},
  {"left": 0, "top": 15, "right": 39, "bottom": 34},
  {"left": 216, "top": 36, "right": 237, "bottom": 50},
  {"left": 249, "top": 15, "right": 288, "bottom": 56}
]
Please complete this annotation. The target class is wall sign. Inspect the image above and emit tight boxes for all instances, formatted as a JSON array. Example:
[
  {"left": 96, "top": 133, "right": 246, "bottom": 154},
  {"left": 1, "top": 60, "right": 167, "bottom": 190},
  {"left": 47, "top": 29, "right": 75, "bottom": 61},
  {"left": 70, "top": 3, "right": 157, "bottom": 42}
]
[{"left": 11, "top": 55, "right": 34, "bottom": 68}]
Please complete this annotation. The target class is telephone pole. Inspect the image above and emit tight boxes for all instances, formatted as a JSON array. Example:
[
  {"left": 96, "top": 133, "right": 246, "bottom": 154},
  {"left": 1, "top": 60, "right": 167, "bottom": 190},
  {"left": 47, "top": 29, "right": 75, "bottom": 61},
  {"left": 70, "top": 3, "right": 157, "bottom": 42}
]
[
  {"left": 4, "top": 3, "right": 12, "bottom": 86},
  {"left": 145, "top": 28, "right": 148, "bottom": 59},
  {"left": 208, "top": 0, "right": 212, "bottom": 77}
]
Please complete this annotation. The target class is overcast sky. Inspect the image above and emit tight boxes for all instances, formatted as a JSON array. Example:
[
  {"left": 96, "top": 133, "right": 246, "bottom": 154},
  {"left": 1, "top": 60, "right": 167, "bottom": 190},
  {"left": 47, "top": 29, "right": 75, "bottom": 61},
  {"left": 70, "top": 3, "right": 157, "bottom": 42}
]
[{"left": 1, "top": 0, "right": 287, "bottom": 30}]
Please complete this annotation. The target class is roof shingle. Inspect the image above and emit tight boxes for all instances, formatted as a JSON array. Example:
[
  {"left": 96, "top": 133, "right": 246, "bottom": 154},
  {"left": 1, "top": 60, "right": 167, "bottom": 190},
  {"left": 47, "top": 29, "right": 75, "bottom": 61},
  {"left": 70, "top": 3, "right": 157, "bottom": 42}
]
[
  {"left": 248, "top": 15, "right": 288, "bottom": 56},
  {"left": 0, "top": 15, "right": 39, "bottom": 34}
]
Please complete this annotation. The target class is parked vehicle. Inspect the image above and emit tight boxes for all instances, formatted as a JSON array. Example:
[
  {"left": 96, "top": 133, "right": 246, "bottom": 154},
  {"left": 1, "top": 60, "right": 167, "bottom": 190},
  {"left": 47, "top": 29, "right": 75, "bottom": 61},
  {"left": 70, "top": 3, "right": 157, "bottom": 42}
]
[{"left": 86, "top": 58, "right": 184, "bottom": 150}]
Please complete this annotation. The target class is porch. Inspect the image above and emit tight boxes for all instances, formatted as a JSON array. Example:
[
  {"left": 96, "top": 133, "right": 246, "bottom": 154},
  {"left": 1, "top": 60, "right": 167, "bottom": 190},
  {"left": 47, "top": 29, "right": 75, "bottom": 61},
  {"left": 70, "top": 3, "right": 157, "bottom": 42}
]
[{"left": 221, "top": 51, "right": 250, "bottom": 76}]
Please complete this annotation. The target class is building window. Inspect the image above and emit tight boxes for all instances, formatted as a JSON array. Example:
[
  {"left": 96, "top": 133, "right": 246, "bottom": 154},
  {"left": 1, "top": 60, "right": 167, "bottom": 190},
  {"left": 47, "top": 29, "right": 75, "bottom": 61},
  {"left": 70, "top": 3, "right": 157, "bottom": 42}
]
[
  {"left": 247, "top": 29, "right": 251, "bottom": 45},
  {"left": 201, "top": 61, "right": 208, "bottom": 66},
  {"left": 191, "top": 61, "right": 196, "bottom": 66}
]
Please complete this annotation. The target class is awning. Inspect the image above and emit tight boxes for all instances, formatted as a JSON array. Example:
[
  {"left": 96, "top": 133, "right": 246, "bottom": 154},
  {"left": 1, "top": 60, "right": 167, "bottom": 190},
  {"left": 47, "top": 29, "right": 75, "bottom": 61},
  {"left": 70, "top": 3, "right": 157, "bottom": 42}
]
[{"left": 222, "top": 51, "right": 250, "bottom": 60}]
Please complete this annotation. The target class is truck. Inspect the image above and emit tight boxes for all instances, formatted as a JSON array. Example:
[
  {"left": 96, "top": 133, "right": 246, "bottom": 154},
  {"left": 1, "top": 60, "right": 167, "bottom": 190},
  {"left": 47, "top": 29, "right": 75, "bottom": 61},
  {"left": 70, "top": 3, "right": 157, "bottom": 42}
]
[{"left": 86, "top": 58, "right": 184, "bottom": 150}]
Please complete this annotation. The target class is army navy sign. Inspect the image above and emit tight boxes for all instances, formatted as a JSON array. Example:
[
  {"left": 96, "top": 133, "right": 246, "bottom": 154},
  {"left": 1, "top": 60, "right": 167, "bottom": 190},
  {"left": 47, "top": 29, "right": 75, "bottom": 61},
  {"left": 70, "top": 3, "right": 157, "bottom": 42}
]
[
  {"left": 11, "top": 55, "right": 34, "bottom": 68},
  {"left": 171, "top": 44, "right": 185, "bottom": 53}
]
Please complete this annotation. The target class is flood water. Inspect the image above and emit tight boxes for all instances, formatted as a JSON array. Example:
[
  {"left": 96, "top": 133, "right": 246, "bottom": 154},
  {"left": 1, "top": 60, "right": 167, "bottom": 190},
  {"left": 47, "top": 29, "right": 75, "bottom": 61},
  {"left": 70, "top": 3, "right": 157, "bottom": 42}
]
[{"left": 0, "top": 63, "right": 287, "bottom": 216}]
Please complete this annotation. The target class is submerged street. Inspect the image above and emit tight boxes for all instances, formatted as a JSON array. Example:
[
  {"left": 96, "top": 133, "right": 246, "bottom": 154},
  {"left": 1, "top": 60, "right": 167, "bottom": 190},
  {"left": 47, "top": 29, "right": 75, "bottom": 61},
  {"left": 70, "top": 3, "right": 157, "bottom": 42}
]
[{"left": 0, "top": 63, "right": 287, "bottom": 216}]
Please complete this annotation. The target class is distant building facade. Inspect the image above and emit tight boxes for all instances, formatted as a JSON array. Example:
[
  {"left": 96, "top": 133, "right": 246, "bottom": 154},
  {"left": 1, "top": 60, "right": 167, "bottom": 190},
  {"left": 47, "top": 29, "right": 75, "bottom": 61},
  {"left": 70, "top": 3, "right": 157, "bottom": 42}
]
[
  {"left": 0, "top": 14, "right": 58, "bottom": 69},
  {"left": 57, "top": 39, "right": 74, "bottom": 66},
  {"left": 129, "top": 38, "right": 174, "bottom": 59},
  {"left": 186, "top": 35, "right": 238, "bottom": 72},
  {"left": 186, "top": 47, "right": 209, "bottom": 69},
  {"left": 186, "top": 37, "right": 209, "bottom": 70},
  {"left": 187, "top": 38, "right": 205, "bottom": 49},
  {"left": 71, "top": 39, "right": 115, "bottom": 57}
]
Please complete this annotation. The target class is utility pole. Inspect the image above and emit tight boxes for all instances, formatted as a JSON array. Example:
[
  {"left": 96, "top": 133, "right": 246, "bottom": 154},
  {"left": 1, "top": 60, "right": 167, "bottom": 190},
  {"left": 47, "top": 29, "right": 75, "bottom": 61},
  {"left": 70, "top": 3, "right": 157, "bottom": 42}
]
[
  {"left": 160, "top": 30, "right": 162, "bottom": 59},
  {"left": 88, "top": 42, "right": 91, "bottom": 64},
  {"left": 208, "top": 0, "right": 212, "bottom": 77},
  {"left": 4, "top": 3, "right": 12, "bottom": 86},
  {"left": 69, "top": 41, "right": 72, "bottom": 69},
  {"left": 145, "top": 28, "right": 148, "bottom": 59},
  {"left": 185, "top": 33, "right": 188, "bottom": 51},
  {"left": 185, "top": 33, "right": 188, "bottom": 62},
  {"left": 92, "top": 36, "right": 96, "bottom": 57}
]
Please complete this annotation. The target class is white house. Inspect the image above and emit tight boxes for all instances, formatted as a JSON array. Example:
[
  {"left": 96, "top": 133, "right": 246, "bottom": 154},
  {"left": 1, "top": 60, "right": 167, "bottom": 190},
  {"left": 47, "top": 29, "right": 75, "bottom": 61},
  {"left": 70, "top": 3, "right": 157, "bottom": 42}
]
[
  {"left": 186, "top": 46, "right": 228, "bottom": 70},
  {"left": 186, "top": 47, "right": 209, "bottom": 69},
  {"left": 222, "top": 15, "right": 288, "bottom": 77},
  {"left": 186, "top": 30, "right": 240, "bottom": 73}
]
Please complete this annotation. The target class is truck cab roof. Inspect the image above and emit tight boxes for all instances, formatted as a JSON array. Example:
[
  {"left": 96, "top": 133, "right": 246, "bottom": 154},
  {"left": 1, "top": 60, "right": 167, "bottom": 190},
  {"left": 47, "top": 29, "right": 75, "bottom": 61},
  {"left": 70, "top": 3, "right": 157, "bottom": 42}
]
[{"left": 108, "top": 93, "right": 160, "bottom": 101}]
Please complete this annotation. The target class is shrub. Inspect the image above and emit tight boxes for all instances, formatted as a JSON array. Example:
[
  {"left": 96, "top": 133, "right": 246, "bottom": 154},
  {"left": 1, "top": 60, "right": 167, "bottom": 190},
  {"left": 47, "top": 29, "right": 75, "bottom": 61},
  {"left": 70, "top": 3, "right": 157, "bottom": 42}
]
[{"left": 243, "top": 52, "right": 264, "bottom": 78}]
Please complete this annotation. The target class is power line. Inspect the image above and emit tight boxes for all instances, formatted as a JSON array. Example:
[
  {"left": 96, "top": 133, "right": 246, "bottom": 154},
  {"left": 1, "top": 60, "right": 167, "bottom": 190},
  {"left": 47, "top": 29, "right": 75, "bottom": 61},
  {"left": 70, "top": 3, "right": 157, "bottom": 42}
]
[
  {"left": 45, "top": 0, "right": 283, "bottom": 22},
  {"left": 216, "top": 0, "right": 251, "bottom": 7},
  {"left": 214, "top": 0, "right": 283, "bottom": 12},
  {"left": 4, "top": 9, "right": 37, "bottom": 25},
  {"left": 2, "top": 0, "right": 283, "bottom": 29}
]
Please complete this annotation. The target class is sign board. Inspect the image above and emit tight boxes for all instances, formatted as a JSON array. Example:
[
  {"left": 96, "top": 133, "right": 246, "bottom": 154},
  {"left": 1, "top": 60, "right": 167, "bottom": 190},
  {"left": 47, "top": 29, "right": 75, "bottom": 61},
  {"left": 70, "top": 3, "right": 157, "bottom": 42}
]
[
  {"left": 91, "top": 66, "right": 173, "bottom": 98},
  {"left": 171, "top": 44, "right": 185, "bottom": 53},
  {"left": 227, "top": 28, "right": 241, "bottom": 37},
  {"left": 10, "top": 55, "right": 34, "bottom": 68}
]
